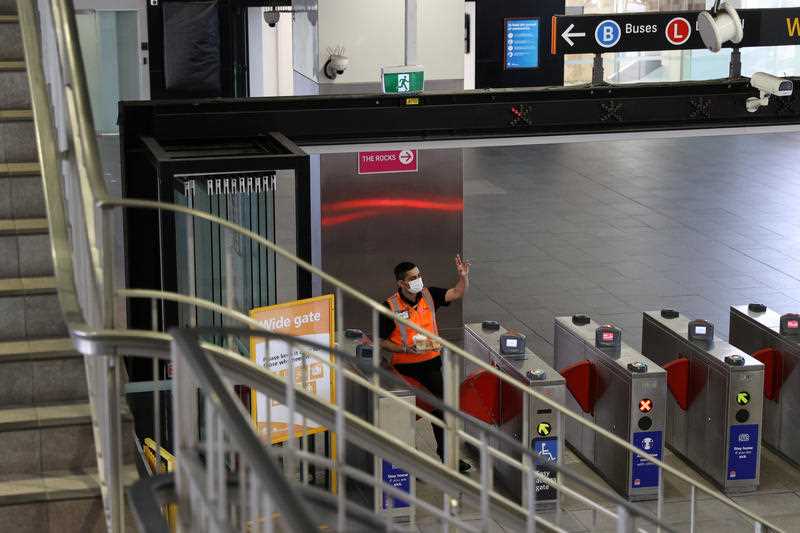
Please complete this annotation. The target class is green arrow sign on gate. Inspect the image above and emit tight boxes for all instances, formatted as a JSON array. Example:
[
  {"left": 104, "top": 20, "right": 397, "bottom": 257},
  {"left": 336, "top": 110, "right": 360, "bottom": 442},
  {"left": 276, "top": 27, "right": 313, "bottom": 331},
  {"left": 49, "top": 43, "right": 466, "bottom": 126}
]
[
  {"left": 381, "top": 66, "right": 425, "bottom": 94},
  {"left": 737, "top": 391, "right": 751, "bottom": 406}
]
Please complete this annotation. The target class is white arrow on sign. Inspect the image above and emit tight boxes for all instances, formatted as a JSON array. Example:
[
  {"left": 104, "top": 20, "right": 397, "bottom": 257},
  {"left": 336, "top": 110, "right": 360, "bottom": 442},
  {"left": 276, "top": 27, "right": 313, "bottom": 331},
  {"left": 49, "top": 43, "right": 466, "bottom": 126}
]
[{"left": 561, "top": 23, "right": 586, "bottom": 47}]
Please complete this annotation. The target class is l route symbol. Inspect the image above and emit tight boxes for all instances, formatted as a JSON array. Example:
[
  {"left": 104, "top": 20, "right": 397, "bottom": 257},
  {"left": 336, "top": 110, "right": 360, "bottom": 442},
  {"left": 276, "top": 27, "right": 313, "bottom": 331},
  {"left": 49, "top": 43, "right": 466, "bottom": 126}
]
[{"left": 665, "top": 17, "right": 691, "bottom": 45}]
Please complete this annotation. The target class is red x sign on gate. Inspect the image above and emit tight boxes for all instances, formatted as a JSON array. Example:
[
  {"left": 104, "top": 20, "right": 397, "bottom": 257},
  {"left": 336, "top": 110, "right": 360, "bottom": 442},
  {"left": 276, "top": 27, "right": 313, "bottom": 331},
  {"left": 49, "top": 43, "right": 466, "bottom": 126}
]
[{"left": 639, "top": 398, "right": 653, "bottom": 413}]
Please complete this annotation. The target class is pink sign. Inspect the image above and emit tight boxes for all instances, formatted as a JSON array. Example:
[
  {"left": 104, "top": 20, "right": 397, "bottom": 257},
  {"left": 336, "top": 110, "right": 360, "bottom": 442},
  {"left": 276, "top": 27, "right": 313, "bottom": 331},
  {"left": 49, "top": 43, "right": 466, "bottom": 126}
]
[{"left": 358, "top": 150, "right": 418, "bottom": 174}]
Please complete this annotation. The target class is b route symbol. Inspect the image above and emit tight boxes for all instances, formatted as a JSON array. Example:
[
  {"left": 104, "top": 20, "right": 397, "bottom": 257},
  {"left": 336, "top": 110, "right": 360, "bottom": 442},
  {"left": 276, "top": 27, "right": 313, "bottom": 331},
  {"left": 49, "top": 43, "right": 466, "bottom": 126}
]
[{"left": 595, "top": 20, "right": 621, "bottom": 48}]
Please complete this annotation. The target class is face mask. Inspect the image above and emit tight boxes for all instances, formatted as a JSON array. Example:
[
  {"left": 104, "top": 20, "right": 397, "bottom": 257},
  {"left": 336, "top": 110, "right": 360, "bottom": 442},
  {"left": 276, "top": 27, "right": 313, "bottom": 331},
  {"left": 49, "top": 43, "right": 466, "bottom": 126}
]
[{"left": 407, "top": 277, "right": 424, "bottom": 294}]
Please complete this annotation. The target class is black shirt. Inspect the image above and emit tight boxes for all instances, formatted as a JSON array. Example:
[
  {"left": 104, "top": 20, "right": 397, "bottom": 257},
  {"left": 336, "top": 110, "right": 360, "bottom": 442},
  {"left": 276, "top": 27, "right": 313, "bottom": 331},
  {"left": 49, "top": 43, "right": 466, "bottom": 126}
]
[{"left": 379, "top": 287, "right": 450, "bottom": 340}]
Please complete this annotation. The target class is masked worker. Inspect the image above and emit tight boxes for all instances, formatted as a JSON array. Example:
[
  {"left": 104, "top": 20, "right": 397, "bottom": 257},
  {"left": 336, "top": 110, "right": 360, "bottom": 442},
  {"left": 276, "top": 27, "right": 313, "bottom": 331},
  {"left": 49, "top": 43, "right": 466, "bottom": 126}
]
[{"left": 380, "top": 255, "right": 471, "bottom": 472}]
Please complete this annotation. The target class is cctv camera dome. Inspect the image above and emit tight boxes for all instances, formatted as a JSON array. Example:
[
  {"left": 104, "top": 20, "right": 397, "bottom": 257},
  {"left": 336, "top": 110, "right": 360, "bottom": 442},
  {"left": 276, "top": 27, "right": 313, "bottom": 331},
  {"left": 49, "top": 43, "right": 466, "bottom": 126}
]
[{"left": 264, "top": 10, "right": 280, "bottom": 27}]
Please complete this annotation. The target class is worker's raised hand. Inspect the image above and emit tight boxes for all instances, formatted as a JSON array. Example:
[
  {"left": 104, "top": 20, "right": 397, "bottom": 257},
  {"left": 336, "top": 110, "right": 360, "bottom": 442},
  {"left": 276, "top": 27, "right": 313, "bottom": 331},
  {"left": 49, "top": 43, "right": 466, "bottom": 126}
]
[{"left": 455, "top": 254, "right": 471, "bottom": 278}]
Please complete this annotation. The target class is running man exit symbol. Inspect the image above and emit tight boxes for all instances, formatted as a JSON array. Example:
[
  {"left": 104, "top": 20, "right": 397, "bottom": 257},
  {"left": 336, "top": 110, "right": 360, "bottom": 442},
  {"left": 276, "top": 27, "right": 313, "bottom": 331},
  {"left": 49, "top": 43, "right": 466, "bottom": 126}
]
[{"left": 397, "top": 73, "right": 410, "bottom": 93}]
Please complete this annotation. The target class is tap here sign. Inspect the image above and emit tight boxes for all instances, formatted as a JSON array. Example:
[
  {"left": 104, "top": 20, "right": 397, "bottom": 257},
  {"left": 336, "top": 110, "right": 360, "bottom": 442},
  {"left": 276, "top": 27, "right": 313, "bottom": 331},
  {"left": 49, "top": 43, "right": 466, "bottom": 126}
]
[{"left": 249, "top": 295, "right": 335, "bottom": 444}]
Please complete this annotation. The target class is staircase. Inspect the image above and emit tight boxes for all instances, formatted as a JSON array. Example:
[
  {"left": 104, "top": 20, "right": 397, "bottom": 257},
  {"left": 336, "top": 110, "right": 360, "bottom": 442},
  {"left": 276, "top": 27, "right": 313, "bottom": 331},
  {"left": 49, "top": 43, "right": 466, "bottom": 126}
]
[{"left": 0, "top": 6, "right": 135, "bottom": 532}]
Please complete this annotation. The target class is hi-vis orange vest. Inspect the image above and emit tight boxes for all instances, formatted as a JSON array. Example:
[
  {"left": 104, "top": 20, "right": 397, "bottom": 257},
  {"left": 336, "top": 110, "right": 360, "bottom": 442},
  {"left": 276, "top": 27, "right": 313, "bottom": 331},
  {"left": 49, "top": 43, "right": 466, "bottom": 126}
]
[{"left": 387, "top": 289, "right": 440, "bottom": 365}]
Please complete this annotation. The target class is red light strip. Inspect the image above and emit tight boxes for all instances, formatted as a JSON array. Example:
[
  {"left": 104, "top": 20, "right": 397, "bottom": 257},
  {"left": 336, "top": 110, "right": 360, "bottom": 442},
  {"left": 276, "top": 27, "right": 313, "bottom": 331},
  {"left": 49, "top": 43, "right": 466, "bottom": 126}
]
[{"left": 323, "top": 197, "right": 463, "bottom": 213}]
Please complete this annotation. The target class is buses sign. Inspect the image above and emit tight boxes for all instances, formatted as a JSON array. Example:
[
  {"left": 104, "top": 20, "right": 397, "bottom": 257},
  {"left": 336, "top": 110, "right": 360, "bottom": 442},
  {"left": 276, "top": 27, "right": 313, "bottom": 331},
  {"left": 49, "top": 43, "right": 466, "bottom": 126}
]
[{"left": 552, "top": 7, "right": 800, "bottom": 55}]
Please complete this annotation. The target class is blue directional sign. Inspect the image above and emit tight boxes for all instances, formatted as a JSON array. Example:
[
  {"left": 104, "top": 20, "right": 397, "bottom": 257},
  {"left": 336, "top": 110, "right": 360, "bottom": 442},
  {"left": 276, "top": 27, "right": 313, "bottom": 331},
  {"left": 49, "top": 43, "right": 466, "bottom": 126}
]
[
  {"left": 595, "top": 19, "right": 622, "bottom": 48},
  {"left": 728, "top": 425, "right": 759, "bottom": 481},
  {"left": 631, "top": 431, "right": 662, "bottom": 489},
  {"left": 532, "top": 437, "right": 559, "bottom": 501},
  {"left": 381, "top": 460, "right": 410, "bottom": 509},
  {"left": 505, "top": 18, "right": 540, "bottom": 69}
]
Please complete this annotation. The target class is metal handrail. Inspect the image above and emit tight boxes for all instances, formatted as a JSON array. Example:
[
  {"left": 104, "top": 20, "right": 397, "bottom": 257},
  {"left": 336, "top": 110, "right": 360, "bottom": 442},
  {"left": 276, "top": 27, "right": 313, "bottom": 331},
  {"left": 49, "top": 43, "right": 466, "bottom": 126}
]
[
  {"left": 97, "top": 198, "right": 781, "bottom": 532},
  {"left": 99, "top": 287, "right": 677, "bottom": 532},
  {"left": 75, "top": 325, "right": 610, "bottom": 532},
  {"left": 17, "top": 0, "right": 783, "bottom": 530},
  {"left": 170, "top": 329, "right": 317, "bottom": 531}
]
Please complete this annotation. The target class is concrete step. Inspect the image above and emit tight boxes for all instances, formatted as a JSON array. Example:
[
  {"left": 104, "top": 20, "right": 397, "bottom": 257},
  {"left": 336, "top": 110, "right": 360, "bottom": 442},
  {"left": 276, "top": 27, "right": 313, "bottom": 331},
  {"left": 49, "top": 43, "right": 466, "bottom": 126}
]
[
  {"left": 0, "top": 290, "right": 65, "bottom": 340},
  {"left": 0, "top": 175, "right": 45, "bottom": 219},
  {"left": 0, "top": 108, "right": 31, "bottom": 120},
  {"left": 0, "top": 15, "right": 22, "bottom": 61},
  {"left": 0, "top": 402, "right": 135, "bottom": 477},
  {"left": 0, "top": 218, "right": 47, "bottom": 237},
  {"left": 0, "top": 110, "right": 35, "bottom": 163},
  {"left": 0, "top": 465, "right": 139, "bottom": 533},
  {"left": 0, "top": 61, "right": 29, "bottom": 109},
  {"left": 0, "top": 231, "right": 54, "bottom": 279},
  {"left": 0, "top": 275, "right": 54, "bottom": 295},
  {"left": 0, "top": 161, "right": 38, "bottom": 176},
  {"left": 0, "top": 338, "right": 88, "bottom": 407}
]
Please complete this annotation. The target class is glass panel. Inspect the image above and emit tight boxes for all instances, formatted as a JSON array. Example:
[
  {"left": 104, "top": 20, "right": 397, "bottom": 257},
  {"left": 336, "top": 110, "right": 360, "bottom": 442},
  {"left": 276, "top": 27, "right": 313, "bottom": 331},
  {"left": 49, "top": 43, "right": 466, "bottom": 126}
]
[
  {"left": 174, "top": 173, "right": 280, "bottom": 350},
  {"left": 76, "top": 11, "right": 140, "bottom": 134}
]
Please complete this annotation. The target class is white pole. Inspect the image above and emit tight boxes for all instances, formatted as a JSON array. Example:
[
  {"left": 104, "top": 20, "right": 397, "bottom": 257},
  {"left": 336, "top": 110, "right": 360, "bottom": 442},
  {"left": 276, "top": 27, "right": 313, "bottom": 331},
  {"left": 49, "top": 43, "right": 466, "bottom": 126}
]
[{"left": 405, "top": 0, "right": 418, "bottom": 66}]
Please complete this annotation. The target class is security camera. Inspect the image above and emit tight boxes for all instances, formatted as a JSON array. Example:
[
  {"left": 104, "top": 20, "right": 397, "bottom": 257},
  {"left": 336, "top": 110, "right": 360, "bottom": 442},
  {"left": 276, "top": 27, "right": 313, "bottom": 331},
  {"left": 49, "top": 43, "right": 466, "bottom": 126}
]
[
  {"left": 746, "top": 72, "right": 794, "bottom": 112},
  {"left": 324, "top": 46, "right": 348, "bottom": 79},
  {"left": 697, "top": 3, "right": 743, "bottom": 53},
  {"left": 751, "top": 72, "right": 793, "bottom": 97},
  {"left": 263, "top": 9, "right": 280, "bottom": 27}
]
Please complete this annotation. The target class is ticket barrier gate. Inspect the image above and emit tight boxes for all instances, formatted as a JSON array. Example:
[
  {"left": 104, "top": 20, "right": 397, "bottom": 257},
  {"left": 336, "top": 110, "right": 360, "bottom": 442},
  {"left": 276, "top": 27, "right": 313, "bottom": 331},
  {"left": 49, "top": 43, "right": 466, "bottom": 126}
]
[
  {"left": 729, "top": 304, "right": 800, "bottom": 466},
  {"left": 459, "top": 322, "right": 565, "bottom": 507},
  {"left": 641, "top": 310, "right": 764, "bottom": 492},
  {"left": 340, "top": 333, "right": 416, "bottom": 524},
  {"left": 554, "top": 315, "right": 666, "bottom": 501}
]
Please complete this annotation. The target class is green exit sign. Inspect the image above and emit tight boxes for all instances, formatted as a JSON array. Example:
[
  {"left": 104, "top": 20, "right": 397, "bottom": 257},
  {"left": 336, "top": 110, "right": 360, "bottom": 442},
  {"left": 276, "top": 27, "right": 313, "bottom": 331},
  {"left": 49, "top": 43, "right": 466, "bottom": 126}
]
[{"left": 381, "top": 66, "right": 424, "bottom": 94}]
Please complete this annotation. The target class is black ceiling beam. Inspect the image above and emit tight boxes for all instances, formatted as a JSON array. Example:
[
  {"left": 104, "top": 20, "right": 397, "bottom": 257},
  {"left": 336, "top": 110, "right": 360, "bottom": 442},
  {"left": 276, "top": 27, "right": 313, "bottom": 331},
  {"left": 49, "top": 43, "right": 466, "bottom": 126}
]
[{"left": 120, "top": 78, "right": 800, "bottom": 147}]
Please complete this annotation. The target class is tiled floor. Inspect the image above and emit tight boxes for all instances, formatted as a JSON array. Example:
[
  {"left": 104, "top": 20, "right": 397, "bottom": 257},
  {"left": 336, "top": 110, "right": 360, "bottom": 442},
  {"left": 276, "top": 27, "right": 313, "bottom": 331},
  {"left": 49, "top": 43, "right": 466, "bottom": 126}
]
[
  {"left": 457, "top": 133, "right": 800, "bottom": 531},
  {"left": 463, "top": 133, "right": 800, "bottom": 364}
]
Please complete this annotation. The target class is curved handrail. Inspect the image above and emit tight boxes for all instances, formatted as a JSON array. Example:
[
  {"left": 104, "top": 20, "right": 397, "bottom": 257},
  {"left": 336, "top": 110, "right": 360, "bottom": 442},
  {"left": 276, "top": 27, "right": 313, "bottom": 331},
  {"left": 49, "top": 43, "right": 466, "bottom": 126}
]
[
  {"left": 96, "top": 197, "right": 782, "bottom": 532},
  {"left": 73, "top": 324, "right": 653, "bottom": 533},
  {"left": 99, "top": 289, "right": 675, "bottom": 530},
  {"left": 171, "top": 329, "right": 317, "bottom": 531}
]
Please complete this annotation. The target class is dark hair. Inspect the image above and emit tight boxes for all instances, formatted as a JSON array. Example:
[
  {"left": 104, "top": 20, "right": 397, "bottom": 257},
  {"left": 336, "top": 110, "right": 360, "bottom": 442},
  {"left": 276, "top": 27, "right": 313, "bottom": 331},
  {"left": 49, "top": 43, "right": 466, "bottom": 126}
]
[{"left": 394, "top": 261, "right": 417, "bottom": 281}]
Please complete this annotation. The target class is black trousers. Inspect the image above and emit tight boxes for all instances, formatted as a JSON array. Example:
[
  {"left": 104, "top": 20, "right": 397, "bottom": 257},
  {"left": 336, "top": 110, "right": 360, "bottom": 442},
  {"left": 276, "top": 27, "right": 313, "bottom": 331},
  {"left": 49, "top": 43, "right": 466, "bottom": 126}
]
[{"left": 393, "top": 356, "right": 444, "bottom": 460}]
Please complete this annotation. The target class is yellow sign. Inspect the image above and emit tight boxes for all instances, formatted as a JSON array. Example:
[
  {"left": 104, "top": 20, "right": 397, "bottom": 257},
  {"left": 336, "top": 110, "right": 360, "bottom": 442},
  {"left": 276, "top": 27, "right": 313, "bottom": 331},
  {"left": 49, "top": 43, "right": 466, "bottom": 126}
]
[
  {"left": 736, "top": 391, "right": 751, "bottom": 406},
  {"left": 537, "top": 422, "right": 552, "bottom": 436},
  {"left": 250, "top": 295, "right": 336, "bottom": 444},
  {"left": 788, "top": 17, "right": 800, "bottom": 37},
  {"left": 143, "top": 439, "right": 177, "bottom": 532}
]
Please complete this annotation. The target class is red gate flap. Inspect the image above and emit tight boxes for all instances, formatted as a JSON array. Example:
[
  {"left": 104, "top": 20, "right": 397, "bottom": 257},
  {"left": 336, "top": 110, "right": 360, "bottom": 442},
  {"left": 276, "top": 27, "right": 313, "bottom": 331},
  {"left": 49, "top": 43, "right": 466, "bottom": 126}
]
[
  {"left": 753, "top": 348, "right": 782, "bottom": 401},
  {"left": 459, "top": 370, "right": 501, "bottom": 425},
  {"left": 560, "top": 360, "right": 596, "bottom": 415},
  {"left": 664, "top": 358, "right": 690, "bottom": 411}
]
